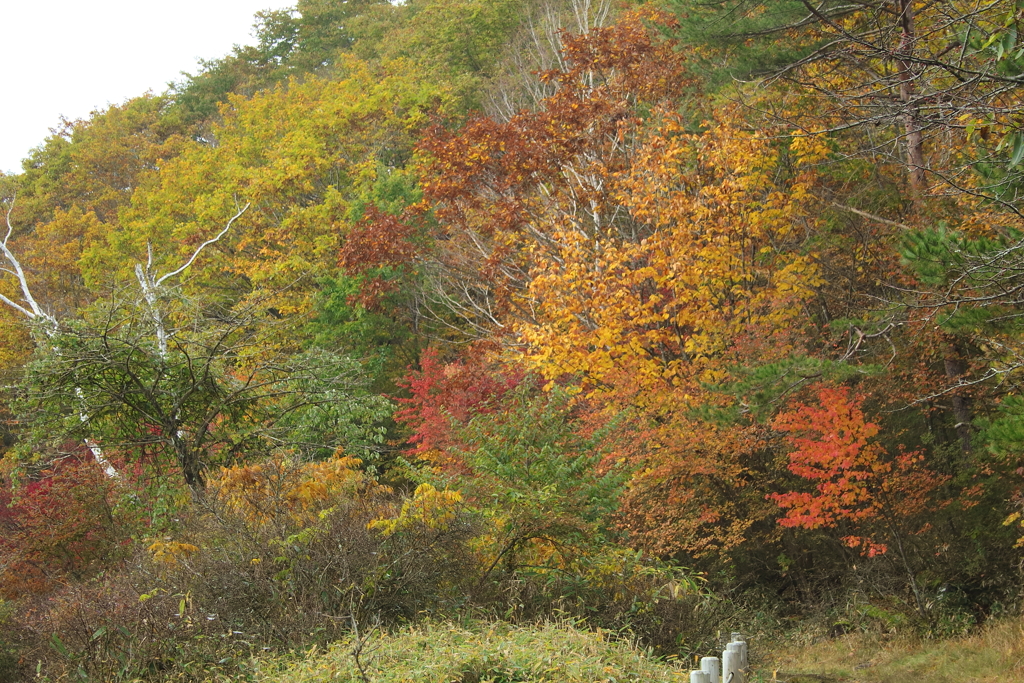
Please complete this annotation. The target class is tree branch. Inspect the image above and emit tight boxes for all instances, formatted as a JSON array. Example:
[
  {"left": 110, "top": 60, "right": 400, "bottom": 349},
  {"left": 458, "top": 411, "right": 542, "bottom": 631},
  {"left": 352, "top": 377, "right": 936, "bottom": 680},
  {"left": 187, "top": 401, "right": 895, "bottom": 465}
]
[{"left": 154, "top": 202, "right": 250, "bottom": 287}]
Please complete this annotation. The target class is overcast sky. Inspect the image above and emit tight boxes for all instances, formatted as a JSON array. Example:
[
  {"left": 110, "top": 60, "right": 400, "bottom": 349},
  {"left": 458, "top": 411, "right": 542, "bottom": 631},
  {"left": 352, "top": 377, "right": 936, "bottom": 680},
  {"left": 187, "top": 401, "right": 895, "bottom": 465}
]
[{"left": 0, "top": 0, "right": 293, "bottom": 174}]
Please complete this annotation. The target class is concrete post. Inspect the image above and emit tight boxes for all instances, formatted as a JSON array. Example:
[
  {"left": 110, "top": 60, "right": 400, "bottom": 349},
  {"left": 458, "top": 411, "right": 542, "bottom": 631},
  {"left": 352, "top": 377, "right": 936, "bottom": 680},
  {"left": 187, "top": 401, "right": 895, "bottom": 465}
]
[
  {"left": 700, "top": 656, "right": 721, "bottom": 683},
  {"left": 690, "top": 671, "right": 710, "bottom": 683},
  {"left": 723, "top": 644, "right": 743, "bottom": 683},
  {"left": 730, "top": 633, "right": 748, "bottom": 671}
]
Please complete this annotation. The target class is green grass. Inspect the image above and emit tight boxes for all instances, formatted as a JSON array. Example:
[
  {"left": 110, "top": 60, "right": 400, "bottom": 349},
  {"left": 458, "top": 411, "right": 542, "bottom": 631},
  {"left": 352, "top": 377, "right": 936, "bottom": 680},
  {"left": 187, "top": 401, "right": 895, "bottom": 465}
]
[{"left": 256, "top": 620, "right": 691, "bottom": 683}]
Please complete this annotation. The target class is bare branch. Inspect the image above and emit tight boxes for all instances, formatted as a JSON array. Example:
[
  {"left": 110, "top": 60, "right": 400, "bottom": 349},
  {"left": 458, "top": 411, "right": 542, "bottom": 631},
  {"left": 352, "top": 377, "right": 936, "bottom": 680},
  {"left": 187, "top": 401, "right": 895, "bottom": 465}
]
[
  {"left": 155, "top": 202, "right": 250, "bottom": 286},
  {"left": 0, "top": 194, "right": 57, "bottom": 329},
  {"left": 832, "top": 202, "right": 913, "bottom": 230}
]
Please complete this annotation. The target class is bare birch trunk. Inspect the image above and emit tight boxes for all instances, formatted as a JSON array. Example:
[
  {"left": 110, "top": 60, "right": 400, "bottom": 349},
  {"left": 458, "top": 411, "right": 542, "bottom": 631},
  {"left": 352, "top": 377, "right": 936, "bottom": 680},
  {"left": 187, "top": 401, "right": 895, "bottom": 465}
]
[{"left": 0, "top": 196, "right": 248, "bottom": 486}]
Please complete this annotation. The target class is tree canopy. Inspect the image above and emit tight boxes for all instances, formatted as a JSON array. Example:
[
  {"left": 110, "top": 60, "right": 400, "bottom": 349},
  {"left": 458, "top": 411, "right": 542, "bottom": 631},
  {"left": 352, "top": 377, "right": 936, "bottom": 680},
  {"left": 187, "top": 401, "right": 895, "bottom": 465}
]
[{"left": 2, "top": 0, "right": 1024, "bottom": 679}]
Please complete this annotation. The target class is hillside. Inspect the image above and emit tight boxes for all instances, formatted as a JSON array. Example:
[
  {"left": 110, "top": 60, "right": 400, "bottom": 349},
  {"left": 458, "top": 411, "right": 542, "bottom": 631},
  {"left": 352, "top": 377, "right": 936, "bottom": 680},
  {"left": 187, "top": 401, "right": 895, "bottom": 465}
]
[{"left": 1, "top": 0, "right": 1023, "bottom": 680}]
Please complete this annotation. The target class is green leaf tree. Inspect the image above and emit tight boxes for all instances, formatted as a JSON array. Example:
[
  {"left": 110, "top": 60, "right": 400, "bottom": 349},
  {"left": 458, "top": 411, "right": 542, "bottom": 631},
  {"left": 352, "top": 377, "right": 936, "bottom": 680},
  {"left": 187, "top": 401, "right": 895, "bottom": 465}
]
[
  {"left": 453, "top": 386, "right": 627, "bottom": 576},
  {"left": 17, "top": 290, "right": 391, "bottom": 492}
]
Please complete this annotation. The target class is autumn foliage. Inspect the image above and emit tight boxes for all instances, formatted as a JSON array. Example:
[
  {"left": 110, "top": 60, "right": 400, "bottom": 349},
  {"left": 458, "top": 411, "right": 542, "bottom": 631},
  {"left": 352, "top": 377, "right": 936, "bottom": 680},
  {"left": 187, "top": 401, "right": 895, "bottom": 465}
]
[
  {"left": 2, "top": 0, "right": 1024, "bottom": 679},
  {"left": 394, "top": 346, "right": 526, "bottom": 472},
  {"left": 770, "top": 387, "right": 949, "bottom": 557},
  {"left": 0, "top": 452, "right": 119, "bottom": 598}
]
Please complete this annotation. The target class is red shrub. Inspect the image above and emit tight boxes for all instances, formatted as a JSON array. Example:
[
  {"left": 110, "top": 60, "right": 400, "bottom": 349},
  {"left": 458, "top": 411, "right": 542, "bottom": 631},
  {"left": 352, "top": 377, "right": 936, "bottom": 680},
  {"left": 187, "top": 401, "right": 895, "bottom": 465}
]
[
  {"left": 395, "top": 346, "right": 526, "bottom": 472},
  {"left": 0, "top": 450, "right": 118, "bottom": 598}
]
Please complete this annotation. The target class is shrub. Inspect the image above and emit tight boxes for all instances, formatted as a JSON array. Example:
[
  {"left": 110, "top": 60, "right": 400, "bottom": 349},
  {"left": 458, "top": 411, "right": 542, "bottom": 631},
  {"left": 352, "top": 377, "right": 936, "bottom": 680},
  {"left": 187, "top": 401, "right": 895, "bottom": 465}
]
[
  {"left": 498, "top": 547, "right": 733, "bottom": 657},
  {"left": 451, "top": 385, "right": 628, "bottom": 578},
  {"left": 5, "top": 448, "right": 720, "bottom": 681},
  {"left": 0, "top": 599, "right": 24, "bottom": 683},
  {"left": 15, "top": 565, "right": 261, "bottom": 682},
  {"left": 9, "top": 453, "right": 480, "bottom": 681},
  {"left": 261, "top": 620, "right": 691, "bottom": 683},
  {"left": 0, "top": 452, "right": 120, "bottom": 599}
]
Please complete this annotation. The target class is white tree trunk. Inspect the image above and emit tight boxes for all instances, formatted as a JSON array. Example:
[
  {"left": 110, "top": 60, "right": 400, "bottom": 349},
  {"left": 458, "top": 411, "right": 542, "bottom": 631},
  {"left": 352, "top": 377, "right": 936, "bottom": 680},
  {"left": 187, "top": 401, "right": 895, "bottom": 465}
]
[{"left": 0, "top": 196, "right": 248, "bottom": 481}]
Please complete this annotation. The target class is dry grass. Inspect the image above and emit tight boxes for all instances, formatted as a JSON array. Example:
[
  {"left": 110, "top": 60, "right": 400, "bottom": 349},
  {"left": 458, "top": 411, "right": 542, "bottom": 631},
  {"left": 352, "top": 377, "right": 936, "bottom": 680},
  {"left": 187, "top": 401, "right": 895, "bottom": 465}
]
[{"left": 757, "top": 615, "right": 1024, "bottom": 683}]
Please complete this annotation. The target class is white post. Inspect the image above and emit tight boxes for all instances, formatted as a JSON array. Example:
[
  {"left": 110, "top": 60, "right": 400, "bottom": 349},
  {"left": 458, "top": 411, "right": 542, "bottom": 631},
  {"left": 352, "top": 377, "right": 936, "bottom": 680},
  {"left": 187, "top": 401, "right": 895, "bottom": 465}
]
[
  {"left": 700, "top": 656, "right": 721, "bottom": 683},
  {"left": 730, "top": 633, "right": 748, "bottom": 671},
  {"left": 723, "top": 645, "right": 743, "bottom": 683},
  {"left": 690, "top": 671, "right": 710, "bottom": 683}
]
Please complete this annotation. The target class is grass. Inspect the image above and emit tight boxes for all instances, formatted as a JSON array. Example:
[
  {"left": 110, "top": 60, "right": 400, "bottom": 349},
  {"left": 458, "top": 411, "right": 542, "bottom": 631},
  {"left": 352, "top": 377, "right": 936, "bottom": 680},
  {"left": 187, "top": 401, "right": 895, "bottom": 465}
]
[
  {"left": 241, "top": 609, "right": 1024, "bottom": 683},
  {"left": 756, "top": 614, "right": 1024, "bottom": 683},
  {"left": 256, "top": 620, "right": 692, "bottom": 683}
]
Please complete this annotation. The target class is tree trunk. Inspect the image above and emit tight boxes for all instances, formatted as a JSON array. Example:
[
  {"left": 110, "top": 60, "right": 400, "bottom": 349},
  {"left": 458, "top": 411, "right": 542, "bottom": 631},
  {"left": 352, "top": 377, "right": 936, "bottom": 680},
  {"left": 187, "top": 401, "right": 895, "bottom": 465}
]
[
  {"left": 171, "top": 432, "right": 205, "bottom": 492},
  {"left": 944, "top": 340, "right": 972, "bottom": 455},
  {"left": 895, "top": 0, "right": 926, "bottom": 202}
]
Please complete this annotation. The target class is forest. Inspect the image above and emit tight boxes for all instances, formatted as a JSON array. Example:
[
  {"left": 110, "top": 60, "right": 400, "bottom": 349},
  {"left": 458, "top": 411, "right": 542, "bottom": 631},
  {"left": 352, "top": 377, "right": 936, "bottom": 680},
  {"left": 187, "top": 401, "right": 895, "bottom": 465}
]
[{"left": 1, "top": 0, "right": 1023, "bottom": 680}]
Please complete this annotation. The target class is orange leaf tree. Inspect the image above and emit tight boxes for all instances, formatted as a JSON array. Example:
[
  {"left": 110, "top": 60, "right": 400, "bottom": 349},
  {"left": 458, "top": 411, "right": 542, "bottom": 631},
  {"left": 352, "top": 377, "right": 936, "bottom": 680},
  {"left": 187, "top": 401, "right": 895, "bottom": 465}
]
[
  {"left": 769, "top": 385, "right": 949, "bottom": 612},
  {"left": 393, "top": 9, "right": 835, "bottom": 569}
]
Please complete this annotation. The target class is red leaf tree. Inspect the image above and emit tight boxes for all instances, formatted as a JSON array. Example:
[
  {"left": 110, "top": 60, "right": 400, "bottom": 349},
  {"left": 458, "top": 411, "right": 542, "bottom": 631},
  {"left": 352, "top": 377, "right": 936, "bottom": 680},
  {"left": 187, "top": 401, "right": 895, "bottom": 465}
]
[{"left": 769, "top": 386, "right": 950, "bottom": 613}]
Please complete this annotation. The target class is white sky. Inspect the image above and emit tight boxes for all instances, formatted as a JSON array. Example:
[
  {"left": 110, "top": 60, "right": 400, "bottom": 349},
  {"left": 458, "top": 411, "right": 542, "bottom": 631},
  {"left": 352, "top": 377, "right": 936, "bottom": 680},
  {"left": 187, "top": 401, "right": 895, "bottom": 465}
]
[{"left": 0, "top": 0, "right": 293, "bottom": 174}]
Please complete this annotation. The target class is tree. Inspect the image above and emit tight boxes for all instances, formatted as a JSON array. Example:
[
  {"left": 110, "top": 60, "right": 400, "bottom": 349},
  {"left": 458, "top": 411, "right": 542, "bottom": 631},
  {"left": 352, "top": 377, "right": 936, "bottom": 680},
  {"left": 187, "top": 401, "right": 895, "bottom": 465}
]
[
  {"left": 402, "top": 7, "right": 693, "bottom": 343},
  {"left": 107, "top": 58, "right": 449, "bottom": 316},
  {"left": 394, "top": 345, "right": 526, "bottom": 473},
  {"left": 0, "top": 97, "right": 194, "bottom": 381},
  {"left": 17, "top": 290, "right": 391, "bottom": 492},
  {"left": 670, "top": 0, "right": 1024, "bottom": 208},
  {"left": 3, "top": 191, "right": 389, "bottom": 492},
  {"left": 0, "top": 199, "right": 251, "bottom": 481},
  {"left": 369, "top": 10, "right": 834, "bottom": 573},
  {"left": 480, "top": 0, "right": 618, "bottom": 120},
  {"left": 8, "top": 95, "right": 190, "bottom": 234},
  {"left": 452, "top": 384, "right": 627, "bottom": 576},
  {"left": 406, "top": 9, "right": 825, "bottom": 402},
  {"left": 169, "top": 0, "right": 392, "bottom": 125},
  {"left": 769, "top": 385, "right": 956, "bottom": 615}
]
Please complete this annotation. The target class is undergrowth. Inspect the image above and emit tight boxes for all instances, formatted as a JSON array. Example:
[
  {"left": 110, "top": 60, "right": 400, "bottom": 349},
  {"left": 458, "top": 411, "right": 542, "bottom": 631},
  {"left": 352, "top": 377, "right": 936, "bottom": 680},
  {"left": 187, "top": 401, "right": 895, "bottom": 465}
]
[
  {"left": 256, "top": 620, "right": 691, "bottom": 683},
  {"left": 757, "top": 613, "right": 1024, "bottom": 682}
]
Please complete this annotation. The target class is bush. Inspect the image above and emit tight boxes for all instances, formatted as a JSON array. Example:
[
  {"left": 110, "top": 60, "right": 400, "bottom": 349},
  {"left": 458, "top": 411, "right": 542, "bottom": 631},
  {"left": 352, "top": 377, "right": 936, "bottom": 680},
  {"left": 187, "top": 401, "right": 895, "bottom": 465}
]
[
  {"left": 8, "top": 453, "right": 480, "bottom": 681},
  {"left": 4, "top": 449, "right": 723, "bottom": 681},
  {"left": 0, "top": 452, "right": 120, "bottom": 599},
  {"left": 0, "top": 599, "right": 24, "bottom": 683},
  {"left": 15, "top": 567, "right": 262, "bottom": 682},
  {"left": 497, "top": 547, "right": 735, "bottom": 657},
  {"left": 261, "top": 620, "right": 690, "bottom": 683}
]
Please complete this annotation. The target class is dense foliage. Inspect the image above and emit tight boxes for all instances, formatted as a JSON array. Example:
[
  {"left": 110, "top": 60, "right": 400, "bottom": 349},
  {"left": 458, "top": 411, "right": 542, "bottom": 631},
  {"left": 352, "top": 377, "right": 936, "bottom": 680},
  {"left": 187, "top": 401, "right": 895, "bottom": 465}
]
[{"left": 2, "top": 0, "right": 1024, "bottom": 680}]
